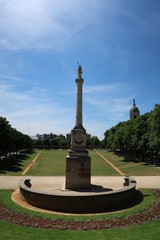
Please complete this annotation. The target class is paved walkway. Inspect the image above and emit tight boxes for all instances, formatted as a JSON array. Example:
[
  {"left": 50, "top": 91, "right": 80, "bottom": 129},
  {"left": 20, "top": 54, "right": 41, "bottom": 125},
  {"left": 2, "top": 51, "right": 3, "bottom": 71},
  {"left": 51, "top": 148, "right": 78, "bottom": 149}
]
[{"left": 0, "top": 176, "right": 160, "bottom": 190}]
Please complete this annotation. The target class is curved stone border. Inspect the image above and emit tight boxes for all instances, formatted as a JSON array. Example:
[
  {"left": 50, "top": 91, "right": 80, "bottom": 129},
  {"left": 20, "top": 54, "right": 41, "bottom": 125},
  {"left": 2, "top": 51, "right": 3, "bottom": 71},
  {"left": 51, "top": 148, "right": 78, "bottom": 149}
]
[
  {"left": 19, "top": 177, "right": 137, "bottom": 213},
  {"left": 0, "top": 190, "right": 160, "bottom": 230}
]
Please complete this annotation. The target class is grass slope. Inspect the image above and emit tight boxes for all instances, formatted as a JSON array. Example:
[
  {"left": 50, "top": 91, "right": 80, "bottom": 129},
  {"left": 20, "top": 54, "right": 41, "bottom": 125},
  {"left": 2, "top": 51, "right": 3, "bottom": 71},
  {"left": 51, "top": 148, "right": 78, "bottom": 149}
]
[
  {"left": 90, "top": 150, "right": 119, "bottom": 176},
  {"left": 0, "top": 219, "right": 160, "bottom": 240},
  {"left": 0, "top": 150, "right": 40, "bottom": 176},
  {"left": 26, "top": 150, "right": 67, "bottom": 176},
  {"left": 98, "top": 150, "right": 160, "bottom": 176},
  {"left": 0, "top": 189, "right": 159, "bottom": 240},
  {"left": 26, "top": 150, "right": 119, "bottom": 176},
  {"left": 1, "top": 149, "right": 160, "bottom": 176}
]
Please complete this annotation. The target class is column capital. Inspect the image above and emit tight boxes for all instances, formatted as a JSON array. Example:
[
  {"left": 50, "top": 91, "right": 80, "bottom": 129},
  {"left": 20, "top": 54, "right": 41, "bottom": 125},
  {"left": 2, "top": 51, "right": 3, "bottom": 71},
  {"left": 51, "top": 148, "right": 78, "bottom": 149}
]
[{"left": 75, "top": 78, "right": 84, "bottom": 84}]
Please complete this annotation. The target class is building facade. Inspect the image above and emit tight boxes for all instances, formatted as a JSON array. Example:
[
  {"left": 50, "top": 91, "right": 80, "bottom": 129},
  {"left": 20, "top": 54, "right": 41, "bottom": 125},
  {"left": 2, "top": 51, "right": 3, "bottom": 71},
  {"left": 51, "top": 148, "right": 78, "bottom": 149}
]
[{"left": 130, "top": 99, "right": 140, "bottom": 119}]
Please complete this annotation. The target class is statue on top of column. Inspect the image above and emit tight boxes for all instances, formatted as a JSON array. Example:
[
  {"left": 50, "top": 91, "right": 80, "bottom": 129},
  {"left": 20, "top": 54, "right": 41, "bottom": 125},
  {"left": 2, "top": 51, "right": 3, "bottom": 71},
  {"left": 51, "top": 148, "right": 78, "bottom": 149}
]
[{"left": 77, "top": 65, "right": 83, "bottom": 79}]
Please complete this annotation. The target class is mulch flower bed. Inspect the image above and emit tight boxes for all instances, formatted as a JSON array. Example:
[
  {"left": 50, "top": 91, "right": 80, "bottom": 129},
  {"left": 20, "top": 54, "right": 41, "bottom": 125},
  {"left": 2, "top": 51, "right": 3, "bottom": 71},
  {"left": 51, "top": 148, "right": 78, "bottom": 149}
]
[{"left": 0, "top": 190, "right": 160, "bottom": 230}]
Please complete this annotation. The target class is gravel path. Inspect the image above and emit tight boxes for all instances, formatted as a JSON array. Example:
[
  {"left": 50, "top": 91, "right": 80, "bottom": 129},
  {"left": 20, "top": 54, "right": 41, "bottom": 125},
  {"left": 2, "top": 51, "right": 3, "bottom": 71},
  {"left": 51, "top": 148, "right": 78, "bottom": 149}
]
[{"left": 0, "top": 176, "right": 160, "bottom": 190}]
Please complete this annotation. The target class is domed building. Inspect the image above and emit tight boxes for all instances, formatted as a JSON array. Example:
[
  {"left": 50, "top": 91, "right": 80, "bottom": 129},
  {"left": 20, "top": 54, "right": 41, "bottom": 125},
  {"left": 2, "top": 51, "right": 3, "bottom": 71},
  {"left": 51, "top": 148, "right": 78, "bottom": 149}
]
[{"left": 130, "top": 99, "right": 140, "bottom": 119}]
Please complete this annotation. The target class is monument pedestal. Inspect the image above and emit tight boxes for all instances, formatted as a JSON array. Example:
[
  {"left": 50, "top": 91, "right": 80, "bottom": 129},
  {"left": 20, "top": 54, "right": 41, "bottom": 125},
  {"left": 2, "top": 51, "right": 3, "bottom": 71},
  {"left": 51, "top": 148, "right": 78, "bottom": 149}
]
[
  {"left": 66, "top": 155, "right": 91, "bottom": 189},
  {"left": 65, "top": 128, "right": 91, "bottom": 189}
]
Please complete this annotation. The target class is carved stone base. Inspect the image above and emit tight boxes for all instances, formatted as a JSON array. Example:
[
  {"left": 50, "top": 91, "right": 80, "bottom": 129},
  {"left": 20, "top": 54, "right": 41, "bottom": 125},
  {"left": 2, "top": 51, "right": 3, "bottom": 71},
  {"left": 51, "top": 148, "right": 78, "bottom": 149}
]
[
  {"left": 65, "top": 155, "right": 91, "bottom": 189},
  {"left": 71, "top": 128, "right": 87, "bottom": 151}
]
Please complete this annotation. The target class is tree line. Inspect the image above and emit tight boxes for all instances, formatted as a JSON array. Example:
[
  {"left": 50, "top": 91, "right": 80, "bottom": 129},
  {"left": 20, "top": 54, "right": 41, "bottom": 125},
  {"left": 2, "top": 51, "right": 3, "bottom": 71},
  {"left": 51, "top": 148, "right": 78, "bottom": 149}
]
[
  {"left": 0, "top": 117, "right": 33, "bottom": 158},
  {"left": 34, "top": 135, "right": 102, "bottom": 149},
  {"left": 104, "top": 104, "right": 160, "bottom": 164},
  {"left": 0, "top": 116, "right": 103, "bottom": 156},
  {"left": 35, "top": 137, "right": 69, "bottom": 149}
]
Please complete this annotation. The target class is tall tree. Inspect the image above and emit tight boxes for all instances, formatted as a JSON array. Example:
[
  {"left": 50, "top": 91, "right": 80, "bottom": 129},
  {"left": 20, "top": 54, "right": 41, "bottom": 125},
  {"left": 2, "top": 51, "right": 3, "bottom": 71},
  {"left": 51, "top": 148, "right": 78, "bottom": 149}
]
[
  {"left": 103, "top": 104, "right": 160, "bottom": 163},
  {"left": 91, "top": 136, "right": 100, "bottom": 149},
  {"left": 0, "top": 117, "right": 13, "bottom": 157},
  {"left": 149, "top": 104, "right": 160, "bottom": 161}
]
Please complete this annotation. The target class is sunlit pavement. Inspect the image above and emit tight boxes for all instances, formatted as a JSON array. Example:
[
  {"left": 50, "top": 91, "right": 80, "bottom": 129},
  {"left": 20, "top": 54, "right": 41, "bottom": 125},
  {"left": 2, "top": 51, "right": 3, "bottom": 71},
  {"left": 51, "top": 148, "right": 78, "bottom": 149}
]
[{"left": 0, "top": 176, "right": 160, "bottom": 190}]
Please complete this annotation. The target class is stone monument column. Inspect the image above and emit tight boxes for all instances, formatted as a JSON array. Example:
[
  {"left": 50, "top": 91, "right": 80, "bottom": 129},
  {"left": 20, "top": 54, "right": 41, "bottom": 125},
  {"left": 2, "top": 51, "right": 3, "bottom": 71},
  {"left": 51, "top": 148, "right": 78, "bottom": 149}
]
[
  {"left": 75, "top": 77, "right": 83, "bottom": 128},
  {"left": 65, "top": 65, "right": 91, "bottom": 189}
]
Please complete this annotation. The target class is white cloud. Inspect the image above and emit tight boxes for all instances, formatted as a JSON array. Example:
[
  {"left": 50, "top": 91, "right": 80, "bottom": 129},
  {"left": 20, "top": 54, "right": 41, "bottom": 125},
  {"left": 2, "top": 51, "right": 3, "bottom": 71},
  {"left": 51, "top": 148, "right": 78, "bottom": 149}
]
[
  {"left": 111, "top": 97, "right": 133, "bottom": 113},
  {"left": 0, "top": 0, "right": 158, "bottom": 53},
  {"left": 85, "top": 120, "right": 109, "bottom": 140},
  {"left": 84, "top": 84, "right": 119, "bottom": 94},
  {"left": 84, "top": 83, "right": 135, "bottom": 125},
  {"left": 0, "top": 75, "right": 133, "bottom": 139},
  {"left": 0, "top": 76, "right": 75, "bottom": 135},
  {"left": 0, "top": 0, "right": 102, "bottom": 51},
  {"left": 0, "top": 73, "right": 25, "bottom": 82},
  {"left": 84, "top": 93, "right": 133, "bottom": 139},
  {"left": 0, "top": 73, "right": 138, "bottom": 139},
  {"left": 84, "top": 83, "right": 131, "bottom": 112},
  {"left": 85, "top": 96, "right": 131, "bottom": 117}
]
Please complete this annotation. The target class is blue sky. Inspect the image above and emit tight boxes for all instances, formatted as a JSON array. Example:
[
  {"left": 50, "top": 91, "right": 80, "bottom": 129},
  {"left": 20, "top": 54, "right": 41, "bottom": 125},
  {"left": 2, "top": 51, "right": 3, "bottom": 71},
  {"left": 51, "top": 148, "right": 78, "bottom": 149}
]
[{"left": 0, "top": 0, "right": 160, "bottom": 140}]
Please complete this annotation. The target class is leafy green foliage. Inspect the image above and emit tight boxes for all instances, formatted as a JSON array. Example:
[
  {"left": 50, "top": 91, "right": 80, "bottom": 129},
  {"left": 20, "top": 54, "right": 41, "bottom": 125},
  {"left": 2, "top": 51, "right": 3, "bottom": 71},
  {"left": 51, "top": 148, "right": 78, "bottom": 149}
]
[
  {"left": 0, "top": 116, "right": 33, "bottom": 158},
  {"left": 90, "top": 136, "right": 100, "bottom": 148},
  {"left": 104, "top": 104, "right": 160, "bottom": 163},
  {"left": 149, "top": 104, "right": 160, "bottom": 158},
  {"left": 34, "top": 136, "right": 69, "bottom": 149}
]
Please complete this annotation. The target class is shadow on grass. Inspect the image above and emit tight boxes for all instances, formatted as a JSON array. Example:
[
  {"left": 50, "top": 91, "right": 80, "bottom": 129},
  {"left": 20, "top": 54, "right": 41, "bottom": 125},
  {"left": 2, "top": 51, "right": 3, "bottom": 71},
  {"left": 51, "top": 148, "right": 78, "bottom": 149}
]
[
  {"left": 119, "top": 157, "right": 159, "bottom": 168},
  {"left": 115, "top": 155, "right": 147, "bottom": 165},
  {"left": 0, "top": 150, "right": 35, "bottom": 174},
  {"left": 115, "top": 152, "right": 159, "bottom": 166}
]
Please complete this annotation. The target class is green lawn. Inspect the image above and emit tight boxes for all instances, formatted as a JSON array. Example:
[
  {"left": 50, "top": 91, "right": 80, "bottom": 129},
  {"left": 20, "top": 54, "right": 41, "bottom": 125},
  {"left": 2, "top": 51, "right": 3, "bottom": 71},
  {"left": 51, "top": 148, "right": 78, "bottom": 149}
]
[
  {"left": 97, "top": 150, "right": 160, "bottom": 176},
  {"left": 1, "top": 148, "right": 160, "bottom": 239},
  {"left": 0, "top": 150, "right": 40, "bottom": 176},
  {"left": 26, "top": 150, "right": 67, "bottom": 176},
  {"left": 1, "top": 149, "right": 160, "bottom": 176},
  {"left": 90, "top": 150, "right": 119, "bottom": 176},
  {"left": 0, "top": 220, "right": 160, "bottom": 240},
  {"left": 0, "top": 189, "right": 160, "bottom": 240},
  {"left": 26, "top": 150, "right": 118, "bottom": 176}
]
